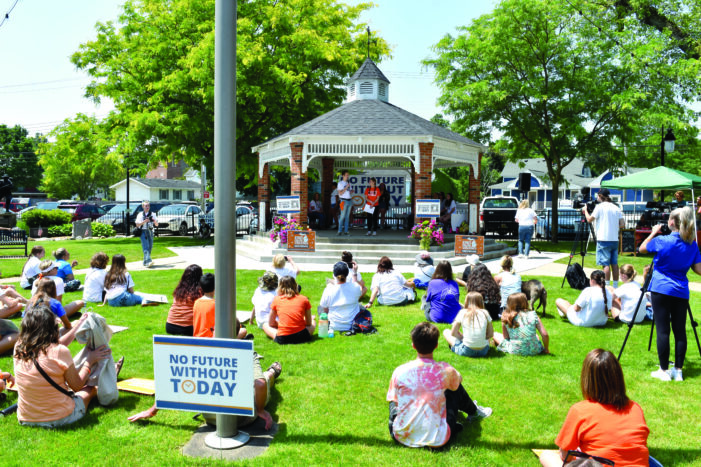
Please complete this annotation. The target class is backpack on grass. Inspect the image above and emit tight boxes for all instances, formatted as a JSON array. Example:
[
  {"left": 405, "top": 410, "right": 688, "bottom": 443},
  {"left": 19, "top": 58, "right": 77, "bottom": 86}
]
[
  {"left": 345, "top": 307, "right": 377, "bottom": 335},
  {"left": 566, "top": 262, "right": 588, "bottom": 290}
]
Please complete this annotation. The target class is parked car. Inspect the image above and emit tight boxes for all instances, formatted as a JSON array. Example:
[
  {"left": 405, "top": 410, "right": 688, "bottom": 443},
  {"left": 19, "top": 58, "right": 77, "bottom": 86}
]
[
  {"left": 95, "top": 202, "right": 170, "bottom": 233},
  {"left": 16, "top": 205, "right": 36, "bottom": 219},
  {"left": 157, "top": 204, "right": 204, "bottom": 235},
  {"left": 479, "top": 196, "right": 519, "bottom": 237},
  {"left": 69, "top": 204, "right": 107, "bottom": 222},
  {"left": 203, "top": 206, "right": 258, "bottom": 236},
  {"left": 0, "top": 202, "right": 25, "bottom": 212},
  {"left": 35, "top": 201, "right": 60, "bottom": 211},
  {"left": 535, "top": 208, "right": 584, "bottom": 239},
  {"left": 100, "top": 203, "right": 118, "bottom": 212}
]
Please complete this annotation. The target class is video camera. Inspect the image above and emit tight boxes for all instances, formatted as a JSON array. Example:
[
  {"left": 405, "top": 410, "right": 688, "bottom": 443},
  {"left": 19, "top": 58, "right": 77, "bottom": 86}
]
[
  {"left": 638, "top": 201, "right": 682, "bottom": 235},
  {"left": 572, "top": 195, "right": 598, "bottom": 214}
]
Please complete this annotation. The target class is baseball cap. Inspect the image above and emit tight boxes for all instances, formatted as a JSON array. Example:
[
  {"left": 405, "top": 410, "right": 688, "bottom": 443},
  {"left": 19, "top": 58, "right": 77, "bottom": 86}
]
[
  {"left": 415, "top": 253, "right": 433, "bottom": 267},
  {"left": 598, "top": 188, "right": 610, "bottom": 198},
  {"left": 40, "top": 261, "right": 58, "bottom": 273},
  {"left": 333, "top": 261, "right": 349, "bottom": 277}
]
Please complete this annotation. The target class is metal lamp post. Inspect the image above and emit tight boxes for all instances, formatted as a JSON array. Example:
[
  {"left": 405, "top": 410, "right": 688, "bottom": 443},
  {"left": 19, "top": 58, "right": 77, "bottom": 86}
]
[{"left": 659, "top": 127, "right": 676, "bottom": 201}]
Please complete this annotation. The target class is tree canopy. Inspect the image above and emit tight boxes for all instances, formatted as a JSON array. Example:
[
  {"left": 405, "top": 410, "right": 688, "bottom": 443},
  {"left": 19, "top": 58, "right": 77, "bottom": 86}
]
[
  {"left": 425, "top": 0, "right": 697, "bottom": 240},
  {"left": 72, "top": 0, "right": 389, "bottom": 193},
  {"left": 0, "top": 124, "right": 43, "bottom": 191},
  {"left": 37, "top": 114, "right": 125, "bottom": 200}
]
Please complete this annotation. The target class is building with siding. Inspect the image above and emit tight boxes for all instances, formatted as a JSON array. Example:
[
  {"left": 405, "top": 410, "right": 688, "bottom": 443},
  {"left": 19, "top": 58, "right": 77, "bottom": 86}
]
[{"left": 110, "top": 178, "right": 202, "bottom": 203}]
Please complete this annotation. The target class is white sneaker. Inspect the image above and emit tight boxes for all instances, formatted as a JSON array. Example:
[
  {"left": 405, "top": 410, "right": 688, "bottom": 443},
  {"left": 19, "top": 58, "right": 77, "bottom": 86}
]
[
  {"left": 366, "top": 231, "right": 372, "bottom": 236},
  {"left": 670, "top": 368, "right": 684, "bottom": 381},
  {"left": 372, "top": 231, "right": 377, "bottom": 236},
  {"left": 650, "top": 367, "right": 672, "bottom": 381},
  {"left": 468, "top": 401, "right": 492, "bottom": 422}
]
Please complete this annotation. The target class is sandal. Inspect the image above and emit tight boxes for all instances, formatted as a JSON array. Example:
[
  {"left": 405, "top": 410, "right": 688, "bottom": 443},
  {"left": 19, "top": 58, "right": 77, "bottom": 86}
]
[
  {"left": 115, "top": 356, "right": 125, "bottom": 379},
  {"left": 267, "top": 361, "right": 282, "bottom": 378}
]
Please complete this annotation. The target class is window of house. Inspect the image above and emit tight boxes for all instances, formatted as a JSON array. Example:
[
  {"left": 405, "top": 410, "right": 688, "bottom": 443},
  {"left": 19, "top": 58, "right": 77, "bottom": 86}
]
[
  {"left": 159, "top": 189, "right": 169, "bottom": 200},
  {"left": 173, "top": 190, "right": 182, "bottom": 200},
  {"left": 187, "top": 190, "right": 195, "bottom": 201}
]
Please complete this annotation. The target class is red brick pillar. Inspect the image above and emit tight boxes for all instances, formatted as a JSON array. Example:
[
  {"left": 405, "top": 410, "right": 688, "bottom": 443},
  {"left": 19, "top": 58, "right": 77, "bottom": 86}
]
[
  {"left": 290, "top": 142, "right": 308, "bottom": 226},
  {"left": 410, "top": 164, "right": 416, "bottom": 221},
  {"left": 468, "top": 152, "right": 483, "bottom": 232},
  {"left": 321, "top": 157, "right": 334, "bottom": 223},
  {"left": 257, "top": 157, "right": 270, "bottom": 231},
  {"left": 414, "top": 143, "right": 433, "bottom": 224}
]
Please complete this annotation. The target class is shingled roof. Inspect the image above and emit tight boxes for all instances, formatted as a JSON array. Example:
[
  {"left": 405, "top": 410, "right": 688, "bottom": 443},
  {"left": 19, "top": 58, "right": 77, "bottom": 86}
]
[
  {"left": 348, "top": 57, "right": 390, "bottom": 84},
  {"left": 267, "top": 99, "right": 480, "bottom": 146}
]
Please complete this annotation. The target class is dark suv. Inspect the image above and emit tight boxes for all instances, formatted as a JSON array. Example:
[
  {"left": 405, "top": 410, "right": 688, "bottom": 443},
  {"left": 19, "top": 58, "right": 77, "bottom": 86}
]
[{"left": 68, "top": 204, "right": 108, "bottom": 222}]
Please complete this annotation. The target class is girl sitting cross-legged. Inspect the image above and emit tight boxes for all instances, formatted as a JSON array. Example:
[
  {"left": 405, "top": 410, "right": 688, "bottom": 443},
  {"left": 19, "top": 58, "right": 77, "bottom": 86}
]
[
  {"left": 263, "top": 276, "right": 316, "bottom": 345},
  {"left": 493, "top": 292, "right": 549, "bottom": 356},
  {"left": 102, "top": 254, "right": 142, "bottom": 307},
  {"left": 556, "top": 270, "right": 612, "bottom": 327},
  {"left": 443, "top": 291, "right": 494, "bottom": 358}
]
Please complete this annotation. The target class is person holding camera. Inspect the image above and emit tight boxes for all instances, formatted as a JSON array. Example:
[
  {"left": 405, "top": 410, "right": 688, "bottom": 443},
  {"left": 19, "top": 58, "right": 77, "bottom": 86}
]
[
  {"left": 582, "top": 188, "right": 624, "bottom": 287},
  {"left": 639, "top": 206, "right": 701, "bottom": 382},
  {"left": 135, "top": 201, "right": 158, "bottom": 268}
]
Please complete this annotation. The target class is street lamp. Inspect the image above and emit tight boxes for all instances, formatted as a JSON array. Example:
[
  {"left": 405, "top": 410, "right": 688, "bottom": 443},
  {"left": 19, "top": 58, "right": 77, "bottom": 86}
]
[{"left": 660, "top": 127, "right": 675, "bottom": 201}]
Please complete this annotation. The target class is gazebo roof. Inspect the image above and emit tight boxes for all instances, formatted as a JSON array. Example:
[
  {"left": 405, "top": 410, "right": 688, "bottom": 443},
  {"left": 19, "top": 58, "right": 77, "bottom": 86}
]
[
  {"left": 348, "top": 57, "right": 390, "bottom": 84},
  {"left": 268, "top": 99, "right": 480, "bottom": 146}
]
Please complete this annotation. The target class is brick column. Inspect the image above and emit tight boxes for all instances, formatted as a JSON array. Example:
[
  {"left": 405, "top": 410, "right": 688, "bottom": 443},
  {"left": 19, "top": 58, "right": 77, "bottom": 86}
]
[
  {"left": 290, "top": 142, "right": 308, "bottom": 226},
  {"left": 321, "top": 157, "right": 334, "bottom": 223},
  {"left": 257, "top": 156, "right": 271, "bottom": 230},
  {"left": 410, "top": 164, "right": 416, "bottom": 222},
  {"left": 414, "top": 143, "right": 433, "bottom": 224},
  {"left": 468, "top": 152, "right": 483, "bottom": 232}
]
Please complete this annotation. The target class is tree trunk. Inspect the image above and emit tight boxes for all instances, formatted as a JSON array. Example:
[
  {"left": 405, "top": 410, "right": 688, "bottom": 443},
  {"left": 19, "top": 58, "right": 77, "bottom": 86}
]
[{"left": 551, "top": 175, "right": 560, "bottom": 244}]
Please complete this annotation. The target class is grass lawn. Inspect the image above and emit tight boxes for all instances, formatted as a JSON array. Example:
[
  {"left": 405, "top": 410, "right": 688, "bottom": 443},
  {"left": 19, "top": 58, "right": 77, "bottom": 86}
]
[
  {"left": 0, "top": 237, "right": 209, "bottom": 279},
  {"left": 1, "top": 270, "right": 700, "bottom": 466}
]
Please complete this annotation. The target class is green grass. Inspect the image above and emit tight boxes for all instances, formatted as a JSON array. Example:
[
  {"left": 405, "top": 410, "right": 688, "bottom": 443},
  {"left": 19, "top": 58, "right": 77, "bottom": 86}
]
[
  {"left": 0, "top": 237, "right": 209, "bottom": 279},
  {"left": 1, "top": 270, "right": 701, "bottom": 466}
]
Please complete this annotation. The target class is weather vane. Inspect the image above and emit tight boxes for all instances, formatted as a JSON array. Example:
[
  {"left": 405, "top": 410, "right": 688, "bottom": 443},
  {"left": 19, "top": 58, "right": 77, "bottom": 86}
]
[{"left": 366, "top": 26, "right": 377, "bottom": 59}]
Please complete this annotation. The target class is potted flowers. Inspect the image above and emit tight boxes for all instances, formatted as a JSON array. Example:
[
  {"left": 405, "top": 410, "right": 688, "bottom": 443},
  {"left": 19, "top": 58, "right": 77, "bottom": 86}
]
[
  {"left": 408, "top": 219, "right": 445, "bottom": 251},
  {"left": 269, "top": 216, "right": 301, "bottom": 245}
]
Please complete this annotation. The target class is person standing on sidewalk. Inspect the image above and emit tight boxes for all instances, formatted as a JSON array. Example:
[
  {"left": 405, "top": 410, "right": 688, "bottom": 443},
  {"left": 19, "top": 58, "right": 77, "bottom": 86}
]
[
  {"left": 337, "top": 170, "right": 353, "bottom": 236},
  {"left": 135, "top": 201, "right": 159, "bottom": 268},
  {"left": 515, "top": 200, "right": 538, "bottom": 258}
]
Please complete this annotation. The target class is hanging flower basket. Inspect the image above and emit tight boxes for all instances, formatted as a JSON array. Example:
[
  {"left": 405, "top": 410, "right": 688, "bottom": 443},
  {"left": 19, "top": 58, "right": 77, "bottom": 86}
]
[
  {"left": 408, "top": 219, "right": 445, "bottom": 251},
  {"left": 269, "top": 216, "right": 301, "bottom": 244}
]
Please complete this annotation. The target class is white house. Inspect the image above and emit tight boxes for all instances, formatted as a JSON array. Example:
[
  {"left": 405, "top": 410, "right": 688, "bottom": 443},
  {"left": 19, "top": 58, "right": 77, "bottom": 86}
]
[{"left": 110, "top": 178, "right": 202, "bottom": 203}]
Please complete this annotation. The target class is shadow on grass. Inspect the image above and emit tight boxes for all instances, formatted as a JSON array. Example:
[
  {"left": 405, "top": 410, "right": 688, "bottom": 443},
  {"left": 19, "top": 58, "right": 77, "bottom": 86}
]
[{"left": 274, "top": 423, "right": 398, "bottom": 448}]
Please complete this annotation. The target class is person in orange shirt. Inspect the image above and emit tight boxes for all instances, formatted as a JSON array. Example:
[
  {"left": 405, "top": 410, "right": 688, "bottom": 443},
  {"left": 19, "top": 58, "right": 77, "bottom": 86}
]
[
  {"left": 192, "top": 273, "right": 246, "bottom": 339},
  {"left": 540, "top": 349, "right": 651, "bottom": 467},
  {"left": 364, "top": 177, "right": 380, "bottom": 236},
  {"left": 166, "top": 265, "right": 203, "bottom": 336},
  {"left": 263, "top": 276, "right": 315, "bottom": 344}
]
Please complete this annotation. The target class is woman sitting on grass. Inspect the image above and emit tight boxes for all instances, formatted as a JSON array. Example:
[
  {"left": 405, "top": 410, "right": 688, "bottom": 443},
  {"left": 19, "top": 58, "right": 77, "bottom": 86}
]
[
  {"left": 556, "top": 270, "right": 611, "bottom": 327},
  {"left": 539, "top": 349, "right": 650, "bottom": 467},
  {"left": 494, "top": 256, "right": 522, "bottom": 313},
  {"left": 26, "top": 284, "right": 87, "bottom": 347},
  {"left": 611, "top": 264, "right": 648, "bottom": 324},
  {"left": 83, "top": 252, "right": 109, "bottom": 304},
  {"left": 493, "top": 292, "right": 549, "bottom": 356},
  {"left": 366, "top": 256, "right": 416, "bottom": 308},
  {"left": 13, "top": 305, "right": 111, "bottom": 428},
  {"left": 52, "top": 248, "right": 81, "bottom": 292},
  {"left": 252, "top": 272, "right": 278, "bottom": 329},
  {"left": 443, "top": 291, "right": 493, "bottom": 358},
  {"left": 424, "top": 261, "right": 466, "bottom": 324},
  {"left": 103, "top": 254, "right": 142, "bottom": 307},
  {"left": 166, "top": 265, "right": 203, "bottom": 336},
  {"left": 465, "top": 263, "right": 501, "bottom": 320},
  {"left": 20, "top": 245, "right": 45, "bottom": 290},
  {"left": 264, "top": 276, "right": 315, "bottom": 344}
]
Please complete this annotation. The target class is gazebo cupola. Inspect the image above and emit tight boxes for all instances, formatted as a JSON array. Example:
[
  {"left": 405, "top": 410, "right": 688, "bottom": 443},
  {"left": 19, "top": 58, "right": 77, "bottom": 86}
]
[{"left": 346, "top": 58, "right": 390, "bottom": 103}]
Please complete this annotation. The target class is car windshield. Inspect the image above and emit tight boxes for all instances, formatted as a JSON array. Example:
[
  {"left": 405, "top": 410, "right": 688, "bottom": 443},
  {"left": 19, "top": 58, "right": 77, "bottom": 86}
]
[
  {"left": 484, "top": 199, "right": 518, "bottom": 208},
  {"left": 108, "top": 204, "right": 129, "bottom": 213},
  {"left": 159, "top": 206, "right": 187, "bottom": 216},
  {"left": 36, "top": 202, "right": 59, "bottom": 210}
]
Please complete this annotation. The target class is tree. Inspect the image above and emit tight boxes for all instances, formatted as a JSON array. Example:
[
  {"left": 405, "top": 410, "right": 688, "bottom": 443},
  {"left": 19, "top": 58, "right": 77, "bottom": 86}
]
[
  {"left": 425, "top": 0, "right": 692, "bottom": 241},
  {"left": 72, "top": 0, "right": 389, "bottom": 192},
  {"left": 0, "top": 124, "right": 43, "bottom": 190},
  {"left": 37, "top": 114, "right": 125, "bottom": 200}
]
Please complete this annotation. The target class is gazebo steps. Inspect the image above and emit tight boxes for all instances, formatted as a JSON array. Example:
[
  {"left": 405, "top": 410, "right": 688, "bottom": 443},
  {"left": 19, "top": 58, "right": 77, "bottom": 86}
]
[{"left": 236, "top": 233, "right": 516, "bottom": 266}]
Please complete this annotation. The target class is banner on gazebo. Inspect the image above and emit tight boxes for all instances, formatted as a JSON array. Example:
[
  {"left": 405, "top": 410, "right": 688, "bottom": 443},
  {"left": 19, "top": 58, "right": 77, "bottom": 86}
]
[{"left": 347, "top": 171, "right": 408, "bottom": 206}]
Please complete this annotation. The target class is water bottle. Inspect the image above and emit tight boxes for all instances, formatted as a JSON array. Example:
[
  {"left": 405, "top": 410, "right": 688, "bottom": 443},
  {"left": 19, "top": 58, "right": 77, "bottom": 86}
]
[{"left": 318, "top": 313, "right": 329, "bottom": 338}]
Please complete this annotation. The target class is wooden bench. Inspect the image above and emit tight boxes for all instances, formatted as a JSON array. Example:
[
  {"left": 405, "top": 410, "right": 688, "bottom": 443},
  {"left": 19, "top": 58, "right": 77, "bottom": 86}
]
[{"left": 0, "top": 230, "right": 28, "bottom": 259}]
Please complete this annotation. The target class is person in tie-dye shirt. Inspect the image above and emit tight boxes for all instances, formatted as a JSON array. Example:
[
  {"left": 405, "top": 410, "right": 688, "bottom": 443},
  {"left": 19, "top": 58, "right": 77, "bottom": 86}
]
[{"left": 386, "top": 322, "right": 492, "bottom": 448}]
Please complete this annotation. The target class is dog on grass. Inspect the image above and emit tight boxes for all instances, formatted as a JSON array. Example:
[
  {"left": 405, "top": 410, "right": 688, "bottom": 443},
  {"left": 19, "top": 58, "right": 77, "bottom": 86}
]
[{"left": 522, "top": 279, "right": 547, "bottom": 316}]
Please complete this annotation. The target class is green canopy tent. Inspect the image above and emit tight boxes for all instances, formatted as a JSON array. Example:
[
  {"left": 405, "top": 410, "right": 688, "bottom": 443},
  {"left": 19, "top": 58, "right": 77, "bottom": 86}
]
[{"left": 602, "top": 166, "right": 701, "bottom": 229}]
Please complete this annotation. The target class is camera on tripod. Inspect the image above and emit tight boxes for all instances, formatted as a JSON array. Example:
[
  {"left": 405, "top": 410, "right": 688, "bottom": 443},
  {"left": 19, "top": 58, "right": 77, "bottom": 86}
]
[
  {"left": 638, "top": 201, "right": 681, "bottom": 235},
  {"left": 572, "top": 195, "right": 598, "bottom": 214}
]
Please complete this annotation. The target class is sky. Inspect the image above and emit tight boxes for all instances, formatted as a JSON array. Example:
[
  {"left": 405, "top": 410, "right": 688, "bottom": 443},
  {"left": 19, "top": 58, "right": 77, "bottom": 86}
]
[{"left": 0, "top": 0, "right": 497, "bottom": 137}]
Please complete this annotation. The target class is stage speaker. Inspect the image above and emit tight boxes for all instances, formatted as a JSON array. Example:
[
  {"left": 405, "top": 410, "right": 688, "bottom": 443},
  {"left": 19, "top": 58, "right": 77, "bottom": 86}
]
[
  {"left": 518, "top": 172, "right": 531, "bottom": 192},
  {"left": 581, "top": 187, "right": 591, "bottom": 197}
]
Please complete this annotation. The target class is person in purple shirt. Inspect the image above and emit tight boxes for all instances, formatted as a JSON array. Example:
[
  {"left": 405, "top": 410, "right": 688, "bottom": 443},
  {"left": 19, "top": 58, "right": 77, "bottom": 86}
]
[
  {"left": 639, "top": 206, "right": 701, "bottom": 382},
  {"left": 423, "top": 261, "right": 466, "bottom": 324}
]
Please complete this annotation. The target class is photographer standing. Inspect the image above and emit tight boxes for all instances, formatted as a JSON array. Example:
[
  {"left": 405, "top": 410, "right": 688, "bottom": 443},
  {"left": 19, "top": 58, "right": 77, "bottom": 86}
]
[
  {"left": 582, "top": 188, "right": 624, "bottom": 287},
  {"left": 640, "top": 206, "right": 701, "bottom": 382},
  {"left": 135, "top": 201, "right": 158, "bottom": 268}
]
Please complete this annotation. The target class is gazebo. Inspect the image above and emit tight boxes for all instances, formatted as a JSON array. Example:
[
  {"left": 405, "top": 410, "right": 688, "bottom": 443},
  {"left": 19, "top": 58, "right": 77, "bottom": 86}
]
[{"left": 252, "top": 58, "right": 486, "bottom": 230}]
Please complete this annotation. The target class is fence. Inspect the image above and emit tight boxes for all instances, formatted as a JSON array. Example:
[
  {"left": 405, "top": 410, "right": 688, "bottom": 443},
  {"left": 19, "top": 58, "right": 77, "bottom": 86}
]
[{"left": 267, "top": 205, "right": 415, "bottom": 231}]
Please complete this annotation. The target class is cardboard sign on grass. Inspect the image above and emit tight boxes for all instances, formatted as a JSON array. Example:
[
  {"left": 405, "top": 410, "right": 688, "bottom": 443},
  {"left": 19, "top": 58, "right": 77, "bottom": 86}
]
[{"left": 152, "top": 335, "right": 254, "bottom": 416}]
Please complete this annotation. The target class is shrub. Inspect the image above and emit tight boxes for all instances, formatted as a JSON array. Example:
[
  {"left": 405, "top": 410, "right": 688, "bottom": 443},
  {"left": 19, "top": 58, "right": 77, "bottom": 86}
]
[
  {"left": 91, "top": 222, "right": 116, "bottom": 237},
  {"left": 21, "top": 209, "right": 72, "bottom": 228},
  {"left": 48, "top": 223, "right": 72, "bottom": 237},
  {"left": 16, "top": 220, "right": 29, "bottom": 234}
]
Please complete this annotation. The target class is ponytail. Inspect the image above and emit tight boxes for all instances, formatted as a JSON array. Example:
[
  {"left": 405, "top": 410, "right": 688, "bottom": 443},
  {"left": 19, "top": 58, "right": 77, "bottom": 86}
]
[
  {"left": 671, "top": 206, "right": 695, "bottom": 244},
  {"left": 591, "top": 270, "right": 607, "bottom": 314}
]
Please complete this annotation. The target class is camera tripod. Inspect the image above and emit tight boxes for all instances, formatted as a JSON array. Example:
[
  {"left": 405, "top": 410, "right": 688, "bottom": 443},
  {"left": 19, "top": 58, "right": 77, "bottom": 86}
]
[
  {"left": 560, "top": 214, "right": 597, "bottom": 288},
  {"left": 618, "top": 262, "right": 701, "bottom": 362}
]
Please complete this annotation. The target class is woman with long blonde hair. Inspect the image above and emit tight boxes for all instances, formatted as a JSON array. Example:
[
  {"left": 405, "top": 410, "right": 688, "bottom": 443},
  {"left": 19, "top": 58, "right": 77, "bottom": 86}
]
[
  {"left": 443, "top": 291, "right": 494, "bottom": 358},
  {"left": 640, "top": 206, "right": 701, "bottom": 381}
]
